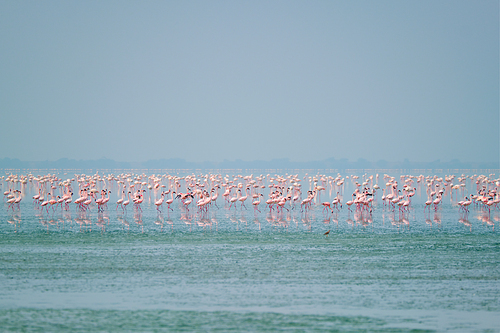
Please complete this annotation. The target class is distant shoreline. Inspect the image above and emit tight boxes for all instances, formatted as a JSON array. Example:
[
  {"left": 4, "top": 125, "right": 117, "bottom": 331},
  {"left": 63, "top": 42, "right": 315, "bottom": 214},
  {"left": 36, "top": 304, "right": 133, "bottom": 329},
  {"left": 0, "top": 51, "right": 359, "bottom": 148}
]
[{"left": 0, "top": 157, "right": 498, "bottom": 174}]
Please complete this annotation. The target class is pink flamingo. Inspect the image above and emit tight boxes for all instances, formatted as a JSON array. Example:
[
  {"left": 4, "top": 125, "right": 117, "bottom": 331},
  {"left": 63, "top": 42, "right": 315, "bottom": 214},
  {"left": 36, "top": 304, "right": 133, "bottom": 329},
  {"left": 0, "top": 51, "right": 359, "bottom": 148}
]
[
  {"left": 64, "top": 192, "right": 73, "bottom": 210},
  {"left": 96, "top": 190, "right": 106, "bottom": 212},
  {"left": 321, "top": 201, "right": 331, "bottom": 214},
  {"left": 155, "top": 191, "right": 166, "bottom": 212},
  {"left": 82, "top": 193, "right": 92, "bottom": 211},
  {"left": 133, "top": 190, "right": 146, "bottom": 212},
  {"left": 345, "top": 193, "right": 356, "bottom": 212},
  {"left": 182, "top": 194, "right": 193, "bottom": 211},
  {"left": 102, "top": 189, "right": 111, "bottom": 208},
  {"left": 266, "top": 194, "right": 276, "bottom": 212},
  {"left": 197, "top": 191, "right": 212, "bottom": 214},
  {"left": 41, "top": 193, "right": 51, "bottom": 213},
  {"left": 276, "top": 196, "right": 289, "bottom": 213},
  {"left": 74, "top": 188, "right": 88, "bottom": 211},
  {"left": 424, "top": 192, "right": 433, "bottom": 212},
  {"left": 462, "top": 196, "right": 472, "bottom": 212},
  {"left": 116, "top": 190, "right": 125, "bottom": 211},
  {"left": 238, "top": 187, "right": 249, "bottom": 209},
  {"left": 300, "top": 191, "right": 315, "bottom": 212},
  {"left": 165, "top": 191, "right": 176, "bottom": 211},
  {"left": 122, "top": 191, "right": 131, "bottom": 212},
  {"left": 252, "top": 193, "right": 263, "bottom": 213},
  {"left": 211, "top": 186, "right": 220, "bottom": 208},
  {"left": 222, "top": 186, "right": 232, "bottom": 203},
  {"left": 433, "top": 193, "right": 442, "bottom": 211},
  {"left": 3, "top": 188, "right": 12, "bottom": 202},
  {"left": 33, "top": 189, "right": 41, "bottom": 205},
  {"left": 7, "top": 190, "right": 19, "bottom": 211},
  {"left": 49, "top": 192, "right": 58, "bottom": 212},
  {"left": 229, "top": 190, "right": 240, "bottom": 210},
  {"left": 291, "top": 188, "right": 301, "bottom": 208}
]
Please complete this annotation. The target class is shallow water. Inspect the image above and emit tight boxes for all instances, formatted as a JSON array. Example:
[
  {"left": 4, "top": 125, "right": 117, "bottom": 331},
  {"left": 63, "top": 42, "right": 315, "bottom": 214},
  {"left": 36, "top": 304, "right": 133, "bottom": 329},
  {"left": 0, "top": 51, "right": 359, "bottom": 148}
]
[{"left": 1, "top": 171, "right": 499, "bottom": 332}]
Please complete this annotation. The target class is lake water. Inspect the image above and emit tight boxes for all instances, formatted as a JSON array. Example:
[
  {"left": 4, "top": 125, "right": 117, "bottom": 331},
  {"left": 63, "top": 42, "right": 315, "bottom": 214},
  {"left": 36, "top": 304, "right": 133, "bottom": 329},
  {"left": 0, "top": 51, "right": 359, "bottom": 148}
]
[{"left": 1, "top": 170, "right": 499, "bottom": 332}]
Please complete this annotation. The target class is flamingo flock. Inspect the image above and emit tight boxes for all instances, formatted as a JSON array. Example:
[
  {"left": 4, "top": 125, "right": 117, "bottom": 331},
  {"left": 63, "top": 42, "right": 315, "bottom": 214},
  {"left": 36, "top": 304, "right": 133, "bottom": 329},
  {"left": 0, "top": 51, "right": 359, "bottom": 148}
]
[{"left": 1, "top": 171, "right": 499, "bottom": 231}]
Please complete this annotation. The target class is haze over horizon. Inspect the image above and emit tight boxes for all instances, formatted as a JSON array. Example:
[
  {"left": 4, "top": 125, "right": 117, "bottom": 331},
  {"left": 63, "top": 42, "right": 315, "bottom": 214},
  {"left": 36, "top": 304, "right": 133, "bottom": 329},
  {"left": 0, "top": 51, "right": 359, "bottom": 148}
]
[
  {"left": 1, "top": 156, "right": 498, "bottom": 171},
  {"left": 1, "top": 1, "right": 498, "bottom": 165}
]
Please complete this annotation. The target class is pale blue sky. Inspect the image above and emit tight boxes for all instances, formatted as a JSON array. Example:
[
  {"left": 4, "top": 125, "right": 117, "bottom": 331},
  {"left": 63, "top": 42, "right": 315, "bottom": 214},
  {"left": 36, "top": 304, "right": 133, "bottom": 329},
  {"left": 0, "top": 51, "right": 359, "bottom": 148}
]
[{"left": 0, "top": 0, "right": 498, "bottom": 164}]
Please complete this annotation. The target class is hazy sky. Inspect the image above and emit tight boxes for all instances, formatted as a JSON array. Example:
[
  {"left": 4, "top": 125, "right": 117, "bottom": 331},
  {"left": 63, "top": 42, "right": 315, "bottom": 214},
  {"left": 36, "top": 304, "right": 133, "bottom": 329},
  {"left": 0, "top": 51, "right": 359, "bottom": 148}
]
[{"left": 1, "top": 0, "right": 498, "bottom": 163}]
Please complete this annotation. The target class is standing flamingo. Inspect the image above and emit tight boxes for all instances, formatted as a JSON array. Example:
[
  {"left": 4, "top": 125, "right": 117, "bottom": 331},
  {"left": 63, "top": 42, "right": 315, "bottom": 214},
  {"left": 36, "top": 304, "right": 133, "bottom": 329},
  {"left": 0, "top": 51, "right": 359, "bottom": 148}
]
[
  {"left": 155, "top": 191, "right": 165, "bottom": 212},
  {"left": 165, "top": 191, "right": 176, "bottom": 211},
  {"left": 229, "top": 190, "right": 240, "bottom": 210},
  {"left": 252, "top": 193, "right": 263, "bottom": 213},
  {"left": 238, "top": 187, "right": 249, "bottom": 209},
  {"left": 117, "top": 190, "right": 125, "bottom": 211},
  {"left": 433, "top": 193, "right": 442, "bottom": 211},
  {"left": 123, "top": 191, "right": 131, "bottom": 212}
]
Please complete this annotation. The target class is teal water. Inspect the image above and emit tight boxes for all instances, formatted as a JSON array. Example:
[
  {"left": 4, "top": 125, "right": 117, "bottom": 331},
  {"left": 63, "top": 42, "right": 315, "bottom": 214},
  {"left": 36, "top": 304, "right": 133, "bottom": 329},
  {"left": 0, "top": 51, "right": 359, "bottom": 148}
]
[{"left": 1, "top": 173, "right": 499, "bottom": 332}]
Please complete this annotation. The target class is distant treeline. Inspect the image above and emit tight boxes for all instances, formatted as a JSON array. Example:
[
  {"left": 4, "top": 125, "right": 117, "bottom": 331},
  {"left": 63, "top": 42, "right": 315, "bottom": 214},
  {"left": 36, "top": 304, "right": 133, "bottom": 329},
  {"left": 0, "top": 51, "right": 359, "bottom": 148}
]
[{"left": 0, "top": 157, "right": 498, "bottom": 171}]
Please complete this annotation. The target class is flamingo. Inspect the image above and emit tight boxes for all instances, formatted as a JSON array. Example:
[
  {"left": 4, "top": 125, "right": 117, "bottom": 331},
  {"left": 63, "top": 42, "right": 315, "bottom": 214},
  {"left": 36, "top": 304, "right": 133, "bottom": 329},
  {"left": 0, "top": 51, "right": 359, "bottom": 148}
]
[
  {"left": 458, "top": 196, "right": 468, "bottom": 212},
  {"left": 238, "top": 187, "right": 249, "bottom": 209},
  {"left": 7, "top": 190, "right": 18, "bottom": 211},
  {"left": 252, "top": 193, "right": 263, "bottom": 213},
  {"left": 64, "top": 192, "right": 73, "bottom": 210},
  {"left": 117, "top": 190, "right": 125, "bottom": 211},
  {"left": 197, "top": 191, "right": 212, "bottom": 213},
  {"left": 331, "top": 192, "right": 342, "bottom": 211},
  {"left": 74, "top": 190, "right": 85, "bottom": 210},
  {"left": 211, "top": 186, "right": 220, "bottom": 208},
  {"left": 96, "top": 190, "right": 106, "bottom": 212},
  {"left": 229, "top": 190, "right": 240, "bottom": 210},
  {"left": 462, "top": 196, "right": 472, "bottom": 212},
  {"left": 182, "top": 194, "right": 193, "bottom": 211},
  {"left": 165, "top": 191, "right": 176, "bottom": 211},
  {"left": 122, "top": 191, "right": 131, "bottom": 212},
  {"left": 291, "top": 188, "right": 301, "bottom": 208},
  {"left": 300, "top": 190, "right": 315, "bottom": 212},
  {"left": 276, "top": 196, "right": 289, "bottom": 213},
  {"left": 102, "top": 189, "right": 111, "bottom": 208},
  {"left": 321, "top": 201, "right": 331, "bottom": 213},
  {"left": 32, "top": 189, "right": 41, "bottom": 205},
  {"left": 3, "top": 188, "right": 12, "bottom": 202},
  {"left": 133, "top": 190, "right": 146, "bottom": 212},
  {"left": 41, "top": 193, "right": 51, "bottom": 213},
  {"left": 222, "top": 186, "right": 232, "bottom": 203},
  {"left": 49, "top": 192, "right": 58, "bottom": 212},
  {"left": 346, "top": 193, "right": 356, "bottom": 211},
  {"left": 433, "top": 193, "right": 442, "bottom": 211},
  {"left": 154, "top": 191, "right": 165, "bottom": 212}
]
